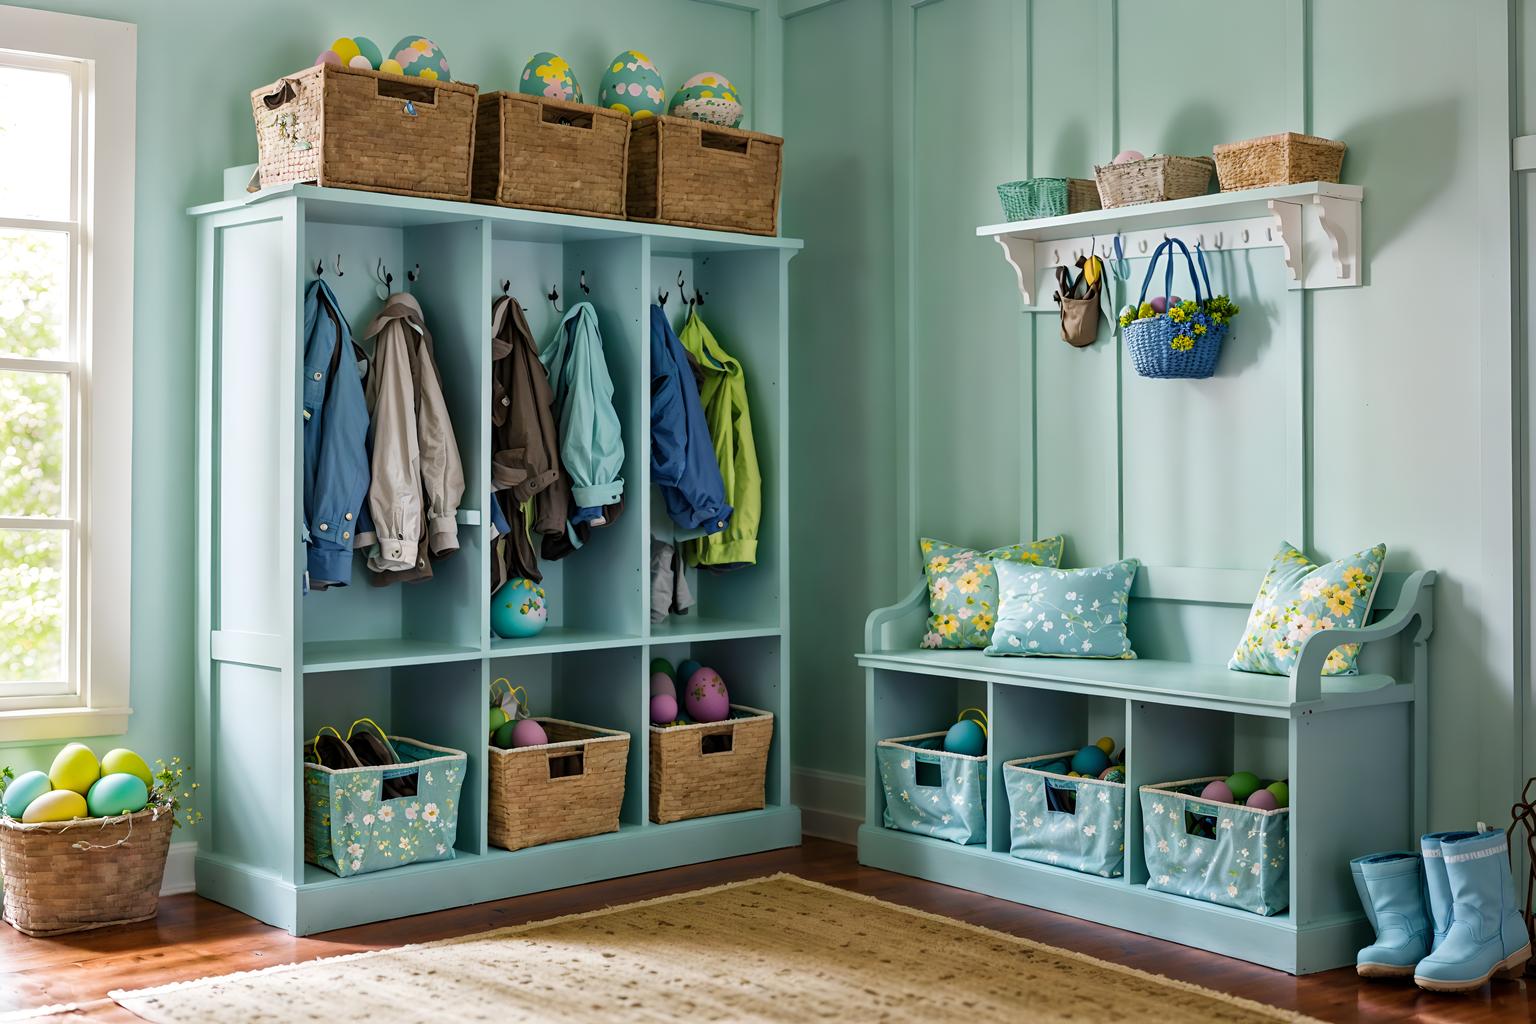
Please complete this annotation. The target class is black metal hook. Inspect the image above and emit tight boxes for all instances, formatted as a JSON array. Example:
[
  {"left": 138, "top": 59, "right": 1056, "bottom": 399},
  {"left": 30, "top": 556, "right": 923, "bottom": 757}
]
[
  {"left": 407, "top": 263, "right": 421, "bottom": 284},
  {"left": 501, "top": 279, "right": 511, "bottom": 296},
  {"left": 375, "top": 258, "right": 394, "bottom": 291},
  {"left": 315, "top": 254, "right": 343, "bottom": 278},
  {"left": 548, "top": 285, "right": 563, "bottom": 313},
  {"left": 579, "top": 270, "right": 590, "bottom": 295}
]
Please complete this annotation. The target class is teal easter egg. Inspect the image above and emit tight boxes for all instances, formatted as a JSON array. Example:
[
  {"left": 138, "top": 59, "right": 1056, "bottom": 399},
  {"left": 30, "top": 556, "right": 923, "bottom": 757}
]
[
  {"left": 520, "top": 51, "right": 582, "bottom": 102},
  {"left": 676, "top": 659, "right": 702, "bottom": 686},
  {"left": 598, "top": 50, "right": 666, "bottom": 119},
  {"left": 669, "top": 72, "right": 743, "bottom": 127},
  {"left": 387, "top": 36, "right": 451, "bottom": 82},
  {"left": 490, "top": 578, "right": 548, "bottom": 639},
  {"left": 86, "top": 773, "right": 149, "bottom": 818},
  {"left": 2, "top": 770, "right": 52, "bottom": 819},
  {"left": 1070, "top": 745, "right": 1110, "bottom": 776},
  {"left": 942, "top": 719, "right": 985, "bottom": 757}
]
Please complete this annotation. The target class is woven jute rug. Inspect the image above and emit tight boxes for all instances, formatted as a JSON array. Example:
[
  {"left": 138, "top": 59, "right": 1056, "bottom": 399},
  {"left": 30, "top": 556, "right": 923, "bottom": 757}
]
[{"left": 112, "top": 874, "right": 1319, "bottom": 1023}]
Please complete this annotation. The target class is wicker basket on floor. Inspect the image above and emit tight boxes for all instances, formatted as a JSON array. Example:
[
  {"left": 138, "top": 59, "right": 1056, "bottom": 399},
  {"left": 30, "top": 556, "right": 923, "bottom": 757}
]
[
  {"left": 1094, "top": 154, "right": 1215, "bottom": 208},
  {"left": 627, "top": 116, "right": 783, "bottom": 236},
  {"left": 0, "top": 809, "right": 174, "bottom": 937},
  {"left": 488, "top": 719, "right": 631, "bottom": 851},
  {"left": 251, "top": 64, "right": 478, "bottom": 200},
  {"left": 1212, "top": 132, "right": 1346, "bottom": 192},
  {"left": 650, "top": 706, "right": 772, "bottom": 824},
  {"left": 472, "top": 93, "right": 630, "bottom": 219}
]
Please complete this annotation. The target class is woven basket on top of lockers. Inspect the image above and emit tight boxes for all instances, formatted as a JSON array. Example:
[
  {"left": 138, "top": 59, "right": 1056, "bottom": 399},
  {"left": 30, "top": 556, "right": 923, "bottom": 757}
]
[
  {"left": 1212, "top": 132, "right": 1346, "bottom": 192},
  {"left": 1094, "top": 154, "right": 1215, "bottom": 208},
  {"left": 472, "top": 93, "right": 629, "bottom": 219},
  {"left": 627, "top": 116, "right": 783, "bottom": 236},
  {"left": 649, "top": 706, "right": 773, "bottom": 824},
  {"left": 488, "top": 719, "right": 630, "bottom": 851},
  {"left": 251, "top": 63, "right": 478, "bottom": 200},
  {"left": 0, "top": 808, "right": 174, "bottom": 937},
  {"left": 996, "top": 177, "right": 1101, "bottom": 221}
]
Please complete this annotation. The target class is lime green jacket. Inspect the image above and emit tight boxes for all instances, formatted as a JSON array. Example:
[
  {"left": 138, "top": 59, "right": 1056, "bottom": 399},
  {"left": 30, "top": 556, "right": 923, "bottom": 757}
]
[{"left": 677, "top": 309, "right": 760, "bottom": 567}]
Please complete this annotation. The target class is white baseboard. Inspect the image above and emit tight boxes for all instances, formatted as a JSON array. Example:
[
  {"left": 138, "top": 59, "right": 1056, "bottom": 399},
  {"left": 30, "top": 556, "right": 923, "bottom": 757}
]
[
  {"left": 160, "top": 840, "right": 197, "bottom": 896},
  {"left": 791, "top": 768, "right": 863, "bottom": 845}
]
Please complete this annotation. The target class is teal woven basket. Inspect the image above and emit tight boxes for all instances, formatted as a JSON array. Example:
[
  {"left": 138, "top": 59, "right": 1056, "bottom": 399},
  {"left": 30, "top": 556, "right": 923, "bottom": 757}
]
[
  {"left": 877, "top": 732, "right": 986, "bottom": 845},
  {"left": 1004, "top": 753, "right": 1126, "bottom": 877},
  {"left": 996, "top": 177, "right": 1100, "bottom": 221},
  {"left": 304, "top": 737, "right": 467, "bottom": 878},
  {"left": 1140, "top": 777, "right": 1290, "bottom": 916}
]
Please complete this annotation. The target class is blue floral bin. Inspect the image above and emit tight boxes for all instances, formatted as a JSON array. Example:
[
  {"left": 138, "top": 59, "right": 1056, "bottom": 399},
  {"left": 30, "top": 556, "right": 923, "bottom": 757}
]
[
  {"left": 304, "top": 737, "right": 467, "bottom": 878},
  {"left": 877, "top": 732, "right": 986, "bottom": 846},
  {"left": 1004, "top": 753, "right": 1126, "bottom": 877},
  {"left": 1140, "top": 777, "right": 1290, "bottom": 916}
]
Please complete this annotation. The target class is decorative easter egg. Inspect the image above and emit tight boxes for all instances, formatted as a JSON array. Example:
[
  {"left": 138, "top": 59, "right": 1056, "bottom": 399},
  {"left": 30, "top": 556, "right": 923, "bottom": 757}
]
[
  {"left": 520, "top": 51, "right": 582, "bottom": 102},
  {"left": 1070, "top": 745, "right": 1110, "bottom": 777},
  {"left": 491, "top": 578, "right": 548, "bottom": 639},
  {"left": 1113, "top": 149, "right": 1145, "bottom": 164},
  {"left": 1266, "top": 781, "right": 1290, "bottom": 808},
  {"left": 1148, "top": 295, "right": 1182, "bottom": 315},
  {"left": 489, "top": 705, "right": 510, "bottom": 734},
  {"left": 667, "top": 71, "right": 744, "bottom": 128},
  {"left": 1, "top": 770, "right": 52, "bottom": 819},
  {"left": 1200, "top": 780, "right": 1235, "bottom": 804},
  {"left": 1039, "top": 761, "right": 1069, "bottom": 776},
  {"left": 101, "top": 748, "right": 154, "bottom": 788},
  {"left": 650, "top": 693, "right": 679, "bottom": 725},
  {"left": 511, "top": 718, "right": 549, "bottom": 748},
  {"left": 389, "top": 36, "right": 451, "bottom": 82},
  {"left": 22, "top": 789, "right": 87, "bottom": 823},
  {"left": 684, "top": 667, "right": 730, "bottom": 723},
  {"left": 598, "top": 50, "right": 666, "bottom": 119},
  {"left": 1245, "top": 788, "right": 1280, "bottom": 811},
  {"left": 1098, "top": 765, "right": 1126, "bottom": 784},
  {"left": 1225, "top": 771, "right": 1262, "bottom": 803},
  {"left": 650, "top": 671, "right": 677, "bottom": 699},
  {"left": 49, "top": 743, "right": 99, "bottom": 795},
  {"left": 1094, "top": 736, "right": 1116, "bottom": 755},
  {"left": 943, "top": 719, "right": 986, "bottom": 757},
  {"left": 87, "top": 773, "right": 149, "bottom": 818},
  {"left": 316, "top": 36, "right": 384, "bottom": 71},
  {"left": 676, "top": 659, "right": 702, "bottom": 685},
  {"left": 649, "top": 657, "right": 675, "bottom": 679},
  {"left": 492, "top": 719, "right": 519, "bottom": 749}
]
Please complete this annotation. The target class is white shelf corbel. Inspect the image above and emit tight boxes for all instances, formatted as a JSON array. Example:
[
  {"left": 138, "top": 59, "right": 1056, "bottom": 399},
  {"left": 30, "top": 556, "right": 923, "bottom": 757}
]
[
  {"left": 994, "top": 234, "right": 1039, "bottom": 306},
  {"left": 1268, "top": 199, "right": 1304, "bottom": 283}
]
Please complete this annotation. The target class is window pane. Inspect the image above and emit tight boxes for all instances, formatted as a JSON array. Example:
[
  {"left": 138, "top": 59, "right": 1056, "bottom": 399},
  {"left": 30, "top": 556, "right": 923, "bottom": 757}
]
[
  {"left": 0, "top": 527, "right": 67, "bottom": 684},
  {"left": 0, "top": 368, "right": 66, "bottom": 516},
  {"left": 0, "top": 228, "right": 70, "bottom": 359},
  {"left": 0, "top": 65, "right": 72, "bottom": 220}
]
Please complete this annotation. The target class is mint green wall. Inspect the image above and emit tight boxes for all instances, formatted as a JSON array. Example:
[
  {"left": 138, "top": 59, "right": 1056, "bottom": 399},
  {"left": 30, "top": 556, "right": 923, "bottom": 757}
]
[
  {"left": 786, "top": 0, "right": 1528, "bottom": 831},
  {"left": 0, "top": 0, "right": 757, "bottom": 780}
]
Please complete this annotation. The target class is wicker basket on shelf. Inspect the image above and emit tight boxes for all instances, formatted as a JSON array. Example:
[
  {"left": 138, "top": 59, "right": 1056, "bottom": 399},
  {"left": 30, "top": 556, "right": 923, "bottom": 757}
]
[
  {"left": 472, "top": 93, "right": 629, "bottom": 219},
  {"left": 650, "top": 706, "right": 772, "bottom": 824},
  {"left": 488, "top": 720, "right": 630, "bottom": 851},
  {"left": 996, "top": 177, "right": 1100, "bottom": 221},
  {"left": 0, "top": 809, "right": 174, "bottom": 937},
  {"left": 627, "top": 116, "right": 783, "bottom": 236},
  {"left": 1094, "top": 154, "right": 1214, "bottom": 208},
  {"left": 1212, "top": 132, "right": 1346, "bottom": 192}
]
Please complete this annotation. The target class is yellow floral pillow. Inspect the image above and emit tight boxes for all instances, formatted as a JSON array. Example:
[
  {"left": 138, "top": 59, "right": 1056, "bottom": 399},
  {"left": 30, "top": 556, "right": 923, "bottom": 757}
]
[
  {"left": 920, "top": 536, "right": 1065, "bottom": 649},
  {"left": 1229, "top": 541, "right": 1387, "bottom": 677}
]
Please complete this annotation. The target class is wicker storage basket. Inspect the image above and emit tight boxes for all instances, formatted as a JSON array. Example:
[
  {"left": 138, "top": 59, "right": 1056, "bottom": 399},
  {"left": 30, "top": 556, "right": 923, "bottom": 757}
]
[
  {"left": 472, "top": 93, "right": 629, "bottom": 219},
  {"left": 488, "top": 719, "right": 630, "bottom": 851},
  {"left": 649, "top": 705, "right": 773, "bottom": 823},
  {"left": 1212, "top": 132, "right": 1346, "bottom": 192},
  {"left": 0, "top": 809, "right": 174, "bottom": 936},
  {"left": 1094, "top": 154, "right": 1215, "bottom": 208},
  {"left": 996, "top": 177, "right": 1101, "bottom": 221},
  {"left": 251, "top": 64, "right": 478, "bottom": 200},
  {"left": 627, "top": 116, "right": 783, "bottom": 236}
]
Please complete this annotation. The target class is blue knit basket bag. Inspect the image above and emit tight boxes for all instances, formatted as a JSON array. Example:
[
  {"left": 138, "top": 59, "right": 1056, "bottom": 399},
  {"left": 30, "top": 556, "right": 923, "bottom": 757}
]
[{"left": 1121, "top": 237, "right": 1230, "bottom": 380}]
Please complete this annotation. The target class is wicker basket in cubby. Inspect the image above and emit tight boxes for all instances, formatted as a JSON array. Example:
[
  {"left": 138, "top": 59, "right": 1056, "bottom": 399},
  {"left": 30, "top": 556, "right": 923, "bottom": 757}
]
[
  {"left": 472, "top": 93, "right": 630, "bottom": 219},
  {"left": 627, "top": 116, "right": 783, "bottom": 236},
  {"left": 649, "top": 706, "right": 773, "bottom": 823},
  {"left": 488, "top": 719, "right": 631, "bottom": 851},
  {"left": 1212, "top": 132, "right": 1346, "bottom": 192},
  {"left": 251, "top": 63, "right": 478, "bottom": 200}
]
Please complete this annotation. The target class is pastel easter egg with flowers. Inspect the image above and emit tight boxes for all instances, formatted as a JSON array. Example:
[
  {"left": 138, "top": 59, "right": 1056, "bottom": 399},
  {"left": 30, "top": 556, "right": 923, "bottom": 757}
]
[
  {"left": 384, "top": 36, "right": 451, "bottom": 81},
  {"left": 520, "top": 51, "right": 582, "bottom": 102},
  {"left": 667, "top": 71, "right": 744, "bottom": 128},
  {"left": 316, "top": 36, "right": 384, "bottom": 71},
  {"left": 599, "top": 50, "right": 666, "bottom": 118}
]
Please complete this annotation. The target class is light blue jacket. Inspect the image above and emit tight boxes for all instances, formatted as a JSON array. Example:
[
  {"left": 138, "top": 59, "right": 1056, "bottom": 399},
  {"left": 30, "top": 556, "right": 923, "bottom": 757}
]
[
  {"left": 302, "top": 279, "right": 371, "bottom": 587},
  {"left": 541, "top": 302, "right": 625, "bottom": 521}
]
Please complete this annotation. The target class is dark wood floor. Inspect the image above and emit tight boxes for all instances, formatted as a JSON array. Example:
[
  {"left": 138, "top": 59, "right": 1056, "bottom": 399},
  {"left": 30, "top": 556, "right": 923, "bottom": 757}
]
[{"left": 1, "top": 836, "right": 1530, "bottom": 1022}]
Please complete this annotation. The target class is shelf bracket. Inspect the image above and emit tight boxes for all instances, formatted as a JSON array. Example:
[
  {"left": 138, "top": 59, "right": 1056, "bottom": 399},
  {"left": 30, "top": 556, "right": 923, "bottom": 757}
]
[
  {"left": 1312, "top": 194, "right": 1359, "bottom": 284},
  {"left": 995, "top": 234, "right": 1037, "bottom": 307},
  {"left": 1267, "top": 200, "right": 1304, "bottom": 284}
]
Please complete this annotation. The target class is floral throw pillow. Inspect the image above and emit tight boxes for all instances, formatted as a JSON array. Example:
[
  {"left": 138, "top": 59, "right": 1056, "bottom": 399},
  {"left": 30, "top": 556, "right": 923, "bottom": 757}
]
[
  {"left": 1229, "top": 541, "right": 1387, "bottom": 677},
  {"left": 920, "top": 536, "right": 1064, "bottom": 649},
  {"left": 985, "top": 559, "right": 1140, "bottom": 659}
]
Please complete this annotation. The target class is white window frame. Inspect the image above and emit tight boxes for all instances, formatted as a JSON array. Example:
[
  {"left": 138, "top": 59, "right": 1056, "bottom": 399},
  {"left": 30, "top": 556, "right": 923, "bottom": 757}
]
[{"left": 0, "top": 6, "right": 134, "bottom": 742}]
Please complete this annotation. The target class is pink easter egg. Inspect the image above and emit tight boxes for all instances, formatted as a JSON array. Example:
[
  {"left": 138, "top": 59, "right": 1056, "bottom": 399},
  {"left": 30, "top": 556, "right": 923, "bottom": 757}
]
[
  {"left": 1200, "top": 780, "right": 1234, "bottom": 804},
  {"left": 1246, "top": 788, "right": 1280, "bottom": 811},
  {"left": 316, "top": 50, "right": 343, "bottom": 67},
  {"left": 683, "top": 667, "right": 730, "bottom": 723},
  {"left": 1113, "top": 149, "right": 1145, "bottom": 164},
  {"left": 1148, "top": 295, "right": 1182, "bottom": 314},
  {"left": 511, "top": 718, "right": 548, "bottom": 748},
  {"left": 650, "top": 671, "right": 676, "bottom": 699},
  {"left": 650, "top": 693, "right": 678, "bottom": 726}
]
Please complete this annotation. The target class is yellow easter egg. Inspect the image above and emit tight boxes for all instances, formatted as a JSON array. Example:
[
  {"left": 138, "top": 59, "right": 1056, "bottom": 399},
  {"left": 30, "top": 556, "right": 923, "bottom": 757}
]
[
  {"left": 330, "top": 37, "right": 361, "bottom": 64},
  {"left": 101, "top": 748, "right": 154, "bottom": 788},
  {"left": 1094, "top": 736, "right": 1115, "bottom": 755},
  {"left": 379, "top": 58, "right": 404, "bottom": 76},
  {"left": 49, "top": 742, "right": 100, "bottom": 795},
  {"left": 22, "top": 789, "right": 88, "bottom": 823}
]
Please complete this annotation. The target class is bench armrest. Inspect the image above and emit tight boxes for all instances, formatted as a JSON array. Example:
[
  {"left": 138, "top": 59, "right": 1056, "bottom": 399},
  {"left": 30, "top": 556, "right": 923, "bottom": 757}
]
[
  {"left": 865, "top": 581, "right": 929, "bottom": 653},
  {"left": 1290, "top": 569, "right": 1437, "bottom": 702}
]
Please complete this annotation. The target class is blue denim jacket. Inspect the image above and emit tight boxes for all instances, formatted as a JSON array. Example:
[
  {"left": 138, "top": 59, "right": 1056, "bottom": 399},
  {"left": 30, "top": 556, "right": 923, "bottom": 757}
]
[
  {"left": 303, "top": 280, "right": 371, "bottom": 587},
  {"left": 650, "top": 304, "right": 730, "bottom": 533}
]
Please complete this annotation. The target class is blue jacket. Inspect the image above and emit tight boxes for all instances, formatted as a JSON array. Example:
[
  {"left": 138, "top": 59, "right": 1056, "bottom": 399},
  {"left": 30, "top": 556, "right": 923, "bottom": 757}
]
[
  {"left": 302, "top": 279, "right": 371, "bottom": 587},
  {"left": 650, "top": 304, "right": 731, "bottom": 533},
  {"left": 541, "top": 302, "right": 626, "bottom": 524}
]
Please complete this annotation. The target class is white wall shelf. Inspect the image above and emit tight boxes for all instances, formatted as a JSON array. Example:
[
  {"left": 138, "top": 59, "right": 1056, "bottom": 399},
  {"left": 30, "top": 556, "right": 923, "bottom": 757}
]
[{"left": 977, "top": 181, "right": 1363, "bottom": 305}]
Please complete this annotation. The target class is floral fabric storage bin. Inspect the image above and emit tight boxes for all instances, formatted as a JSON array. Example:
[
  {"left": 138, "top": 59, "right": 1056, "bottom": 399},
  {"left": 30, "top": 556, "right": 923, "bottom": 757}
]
[
  {"left": 1004, "top": 753, "right": 1125, "bottom": 877},
  {"left": 304, "top": 737, "right": 466, "bottom": 878},
  {"left": 877, "top": 732, "right": 985, "bottom": 845},
  {"left": 1140, "top": 777, "right": 1290, "bottom": 916}
]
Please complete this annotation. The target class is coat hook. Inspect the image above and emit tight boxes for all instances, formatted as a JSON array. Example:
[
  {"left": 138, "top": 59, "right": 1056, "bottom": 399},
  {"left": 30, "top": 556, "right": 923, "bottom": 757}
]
[
  {"left": 1266, "top": 227, "right": 1273, "bottom": 242},
  {"left": 1138, "top": 239, "right": 1148, "bottom": 254},
  {"left": 1242, "top": 228, "right": 1250, "bottom": 244},
  {"left": 315, "top": 258, "right": 325, "bottom": 277},
  {"left": 375, "top": 258, "right": 394, "bottom": 290},
  {"left": 407, "top": 263, "right": 421, "bottom": 284},
  {"left": 1052, "top": 248, "right": 1061, "bottom": 265},
  {"left": 657, "top": 286, "right": 669, "bottom": 306},
  {"left": 548, "top": 285, "right": 563, "bottom": 313},
  {"left": 579, "top": 270, "right": 590, "bottom": 295},
  {"left": 333, "top": 254, "right": 343, "bottom": 277},
  {"left": 500, "top": 279, "right": 511, "bottom": 296}
]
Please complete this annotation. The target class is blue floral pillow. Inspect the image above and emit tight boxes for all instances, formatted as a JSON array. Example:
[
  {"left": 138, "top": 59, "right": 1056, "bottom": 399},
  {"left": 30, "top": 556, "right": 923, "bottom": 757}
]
[
  {"left": 920, "top": 536, "right": 1065, "bottom": 649},
  {"left": 986, "top": 559, "right": 1140, "bottom": 659},
  {"left": 1229, "top": 541, "right": 1386, "bottom": 677}
]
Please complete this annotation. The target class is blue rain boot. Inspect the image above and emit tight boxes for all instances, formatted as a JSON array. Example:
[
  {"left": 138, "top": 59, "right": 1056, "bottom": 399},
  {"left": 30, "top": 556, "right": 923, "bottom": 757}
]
[
  {"left": 1350, "top": 851, "right": 1430, "bottom": 977},
  {"left": 1413, "top": 829, "right": 1533, "bottom": 992},
  {"left": 1421, "top": 830, "right": 1467, "bottom": 950}
]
